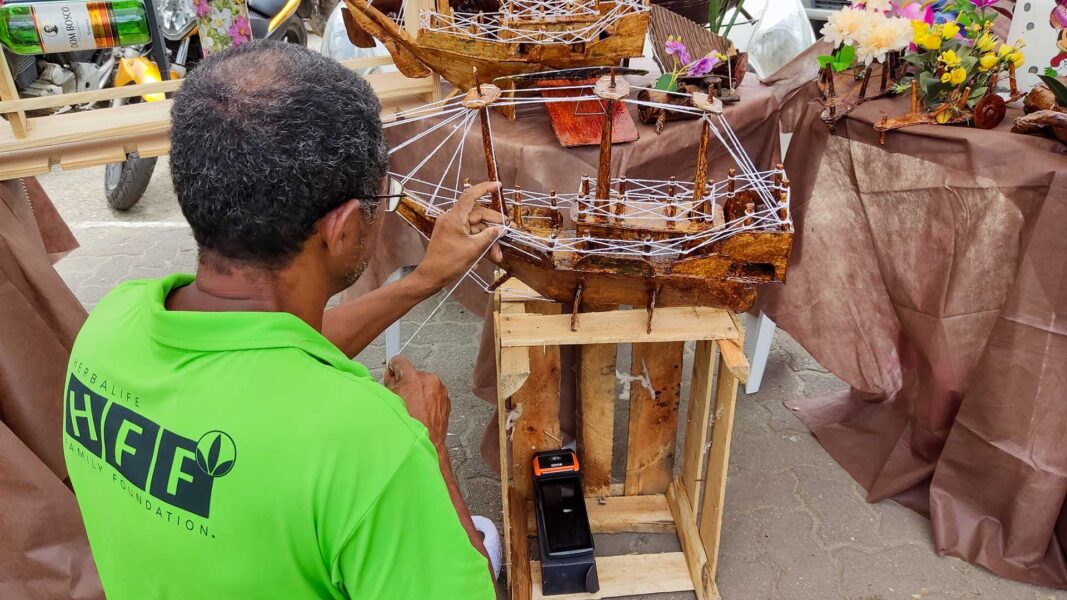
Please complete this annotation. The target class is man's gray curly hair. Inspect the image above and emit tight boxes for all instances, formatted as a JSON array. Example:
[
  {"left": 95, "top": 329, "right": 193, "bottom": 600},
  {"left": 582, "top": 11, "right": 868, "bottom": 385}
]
[{"left": 169, "top": 40, "right": 389, "bottom": 267}]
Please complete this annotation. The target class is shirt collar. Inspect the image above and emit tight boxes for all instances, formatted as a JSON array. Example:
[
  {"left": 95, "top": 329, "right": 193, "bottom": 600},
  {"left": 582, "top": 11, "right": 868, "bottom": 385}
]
[{"left": 144, "top": 274, "right": 369, "bottom": 379}]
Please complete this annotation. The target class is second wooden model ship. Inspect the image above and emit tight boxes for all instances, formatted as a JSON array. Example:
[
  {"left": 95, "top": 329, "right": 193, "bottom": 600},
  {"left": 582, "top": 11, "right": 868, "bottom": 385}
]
[
  {"left": 342, "top": 0, "right": 649, "bottom": 90},
  {"left": 386, "top": 74, "right": 794, "bottom": 329}
]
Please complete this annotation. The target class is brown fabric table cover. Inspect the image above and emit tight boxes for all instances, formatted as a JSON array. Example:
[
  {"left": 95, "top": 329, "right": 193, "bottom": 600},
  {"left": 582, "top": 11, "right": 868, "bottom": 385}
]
[
  {"left": 758, "top": 78, "right": 1067, "bottom": 588},
  {"left": 0, "top": 178, "right": 102, "bottom": 598}
]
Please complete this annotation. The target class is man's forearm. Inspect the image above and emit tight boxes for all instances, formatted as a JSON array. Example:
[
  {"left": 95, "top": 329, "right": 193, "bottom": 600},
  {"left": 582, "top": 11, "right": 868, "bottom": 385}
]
[
  {"left": 435, "top": 442, "right": 492, "bottom": 570},
  {"left": 321, "top": 271, "right": 438, "bottom": 357}
]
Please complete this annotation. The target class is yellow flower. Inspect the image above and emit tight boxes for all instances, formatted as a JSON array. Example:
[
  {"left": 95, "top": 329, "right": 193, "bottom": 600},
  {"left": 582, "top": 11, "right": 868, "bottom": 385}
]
[
  {"left": 941, "top": 21, "right": 960, "bottom": 39},
  {"left": 975, "top": 32, "right": 998, "bottom": 53},
  {"left": 997, "top": 44, "right": 1012, "bottom": 58},
  {"left": 940, "top": 67, "right": 967, "bottom": 85},
  {"left": 1008, "top": 51, "right": 1024, "bottom": 68},
  {"left": 978, "top": 52, "right": 998, "bottom": 71},
  {"left": 938, "top": 49, "right": 961, "bottom": 67},
  {"left": 919, "top": 33, "right": 943, "bottom": 50}
]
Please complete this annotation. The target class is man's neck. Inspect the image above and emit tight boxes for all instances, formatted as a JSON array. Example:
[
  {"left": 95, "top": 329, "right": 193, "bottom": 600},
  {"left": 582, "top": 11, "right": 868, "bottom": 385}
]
[{"left": 166, "top": 257, "right": 332, "bottom": 332}]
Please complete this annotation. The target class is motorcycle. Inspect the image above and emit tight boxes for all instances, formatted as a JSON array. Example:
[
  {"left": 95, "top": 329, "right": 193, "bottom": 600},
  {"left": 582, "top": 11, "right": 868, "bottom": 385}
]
[{"left": 104, "top": 0, "right": 311, "bottom": 210}]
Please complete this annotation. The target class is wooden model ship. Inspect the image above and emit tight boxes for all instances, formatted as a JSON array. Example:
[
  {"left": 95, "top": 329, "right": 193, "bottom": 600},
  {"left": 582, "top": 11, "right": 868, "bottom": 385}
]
[
  {"left": 342, "top": 0, "right": 649, "bottom": 90},
  {"left": 389, "top": 75, "right": 794, "bottom": 329}
]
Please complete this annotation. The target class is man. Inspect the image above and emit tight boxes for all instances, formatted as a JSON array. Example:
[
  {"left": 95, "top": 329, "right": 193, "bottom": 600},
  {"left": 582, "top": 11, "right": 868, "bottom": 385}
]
[{"left": 62, "top": 41, "right": 502, "bottom": 599}]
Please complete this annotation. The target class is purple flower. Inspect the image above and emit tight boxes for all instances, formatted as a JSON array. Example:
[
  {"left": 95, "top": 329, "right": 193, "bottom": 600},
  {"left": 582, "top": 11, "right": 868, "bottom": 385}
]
[
  {"left": 969, "top": 0, "right": 997, "bottom": 7},
  {"left": 687, "top": 54, "right": 722, "bottom": 77},
  {"left": 227, "top": 15, "right": 252, "bottom": 46},
  {"left": 194, "top": 0, "right": 211, "bottom": 19},
  {"left": 665, "top": 39, "right": 692, "bottom": 65}
]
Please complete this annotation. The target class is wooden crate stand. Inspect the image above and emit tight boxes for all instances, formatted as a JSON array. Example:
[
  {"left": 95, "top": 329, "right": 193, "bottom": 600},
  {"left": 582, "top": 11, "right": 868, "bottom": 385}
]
[{"left": 494, "top": 280, "right": 749, "bottom": 600}]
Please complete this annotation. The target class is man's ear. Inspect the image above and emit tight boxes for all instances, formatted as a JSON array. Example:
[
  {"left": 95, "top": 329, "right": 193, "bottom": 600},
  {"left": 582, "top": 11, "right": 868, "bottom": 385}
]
[{"left": 318, "top": 199, "right": 363, "bottom": 257}]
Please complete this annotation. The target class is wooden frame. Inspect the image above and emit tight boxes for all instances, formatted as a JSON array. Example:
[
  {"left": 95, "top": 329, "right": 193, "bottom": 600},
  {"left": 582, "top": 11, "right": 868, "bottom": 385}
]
[
  {"left": 0, "top": 0, "right": 443, "bottom": 182},
  {"left": 495, "top": 279, "right": 747, "bottom": 600}
]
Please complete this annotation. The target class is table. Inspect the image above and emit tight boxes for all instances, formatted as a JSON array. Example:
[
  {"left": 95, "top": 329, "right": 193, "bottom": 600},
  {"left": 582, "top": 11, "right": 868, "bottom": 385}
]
[{"left": 758, "top": 70, "right": 1067, "bottom": 588}]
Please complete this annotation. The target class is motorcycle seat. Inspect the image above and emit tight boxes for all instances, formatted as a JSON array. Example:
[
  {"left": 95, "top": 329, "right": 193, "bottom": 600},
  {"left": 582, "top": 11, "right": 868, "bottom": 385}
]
[{"left": 248, "top": 0, "right": 289, "bottom": 19}]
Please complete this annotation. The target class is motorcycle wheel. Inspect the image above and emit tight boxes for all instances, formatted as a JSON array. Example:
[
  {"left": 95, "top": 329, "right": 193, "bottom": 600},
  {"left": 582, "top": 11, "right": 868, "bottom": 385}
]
[
  {"left": 280, "top": 14, "right": 309, "bottom": 46},
  {"left": 104, "top": 95, "right": 158, "bottom": 211},
  {"left": 105, "top": 155, "right": 158, "bottom": 211}
]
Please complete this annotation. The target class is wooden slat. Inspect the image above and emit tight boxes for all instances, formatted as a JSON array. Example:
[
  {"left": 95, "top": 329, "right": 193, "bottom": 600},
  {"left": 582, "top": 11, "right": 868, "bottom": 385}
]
[
  {"left": 681, "top": 340, "right": 716, "bottom": 507},
  {"left": 531, "top": 552, "right": 694, "bottom": 599},
  {"left": 715, "top": 338, "right": 749, "bottom": 384},
  {"left": 1, "top": 48, "right": 29, "bottom": 138},
  {"left": 698, "top": 351, "right": 740, "bottom": 580},
  {"left": 500, "top": 306, "right": 739, "bottom": 347},
  {"left": 525, "top": 493, "right": 674, "bottom": 536},
  {"left": 499, "top": 300, "right": 532, "bottom": 399},
  {"left": 667, "top": 479, "right": 720, "bottom": 600},
  {"left": 577, "top": 304, "right": 617, "bottom": 496},
  {"left": 624, "top": 342, "right": 683, "bottom": 495},
  {"left": 0, "top": 80, "right": 182, "bottom": 114},
  {"left": 0, "top": 55, "right": 396, "bottom": 115},
  {"left": 509, "top": 486, "right": 533, "bottom": 600},
  {"left": 0, "top": 100, "right": 171, "bottom": 153},
  {"left": 509, "top": 302, "right": 563, "bottom": 498}
]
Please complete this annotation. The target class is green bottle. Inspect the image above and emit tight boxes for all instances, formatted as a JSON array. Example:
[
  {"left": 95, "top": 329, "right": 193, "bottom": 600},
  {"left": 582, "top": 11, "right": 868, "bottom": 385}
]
[{"left": 0, "top": 0, "right": 151, "bottom": 55}]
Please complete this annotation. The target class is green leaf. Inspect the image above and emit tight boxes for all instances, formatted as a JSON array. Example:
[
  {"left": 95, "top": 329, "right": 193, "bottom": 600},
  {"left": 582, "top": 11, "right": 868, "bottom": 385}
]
[
  {"left": 208, "top": 434, "right": 222, "bottom": 472},
  {"left": 818, "top": 55, "right": 834, "bottom": 69},
  {"left": 654, "top": 73, "right": 677, "bottom": 91},
  {"left": 903, "top": 54, "right": 927, "bottom": 68},
  {"left": 1045, "top": 67, "right": 1060, "bottom": 78},
  {"left": 969, "top": 86, "right": 988, "bottom": 100},
  {"left": 1038, "top": 75, "right": 1067, "bottom": 107}
]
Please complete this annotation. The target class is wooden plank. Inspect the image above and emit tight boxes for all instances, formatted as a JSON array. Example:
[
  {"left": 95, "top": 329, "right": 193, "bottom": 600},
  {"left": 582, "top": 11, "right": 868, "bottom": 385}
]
[
  {"left": 500, "top": 306, "right": 739, "bottom": 347},
  {"left": 681, "top": 340, "right": 716, "bottom": 507},
  {"left": 624, "top": 342, "right": 683, "bottom": 495},
  {"left": 509, "top": 302, "right": 563, "bottom": 499},
  {"left": 697, "top": 351, "right": 740, "bottom": 580},
  {"left": 530, "top": 553, "right": 694, "bottom": 599},
  {"left": 0, "top": 80, "right": 183, "bottom": 114},
  {"left": 0, "top": 100, "right": 172, "bottom": 154},
  {"left": 509, "top": 486, "right": 533, "bottom": 600},
  {"left": 499, "top": 301, "right": 532, "bottom": 400},
  {"left": 667, "top": 479, "right": 720, "bottom": 600},
  {"left": 577, "top": 304, "right": 617, "bottom": 496},
  {"left": 715, "top": 338, "right": 749, "bottom": 384},
  {"left": 363, "top": 71, "right": 435, "bottom": 100},
  {"left": 0, "top": 48, "right": 29, "bottom": 138},
  {"left": 525, "top": 493, "right": 674, "bottom": 536}
]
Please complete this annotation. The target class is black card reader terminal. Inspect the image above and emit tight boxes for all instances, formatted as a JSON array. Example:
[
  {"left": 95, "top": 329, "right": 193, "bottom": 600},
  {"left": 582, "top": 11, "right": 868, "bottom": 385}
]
[{"left": 532, "top": 449, "right": 599, "bottom": 596}]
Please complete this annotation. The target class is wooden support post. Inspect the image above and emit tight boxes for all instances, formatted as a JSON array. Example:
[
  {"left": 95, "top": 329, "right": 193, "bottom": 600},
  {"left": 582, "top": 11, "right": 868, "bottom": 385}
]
[
  {"left": 509, "top": 302, "right": 563, "bottom": 498},
  {"left": 508, "top": 486, "right": 532, "bottom": 600},
  {"left": 823, "top": 63, "right": 835, "bottom": 98},
  {"left": 513, "top": 185, "right": 523, "bottom": 229},
  {"left": 880, "top": 56, "right": 890, "bottom": 91},
  {"left": 577, "top": 304, "right": 618, "bottom": 497},
  {"left": 0, "top": 48, "right": 28, "bottom": 139},
  {"left": 624, "top": 341, "right": 684, "bottom": 495},
  {"left": 681, "top": 340, "right": 716, "bottom": 506},
  {"left": 668, "top": 479, "right": 718, "bottom": 600},
  {"left": 698, "top": 348, "right": 740, "bottom": 579},
  {"left": 910, "top": 78, "right": 919, "bottom": 114}
]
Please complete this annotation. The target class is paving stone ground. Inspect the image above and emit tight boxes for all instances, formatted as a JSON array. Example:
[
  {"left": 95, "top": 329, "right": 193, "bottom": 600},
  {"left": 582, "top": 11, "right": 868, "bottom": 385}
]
[{"left": 42, "top": 166, "right": 1067, "bottom": 600}]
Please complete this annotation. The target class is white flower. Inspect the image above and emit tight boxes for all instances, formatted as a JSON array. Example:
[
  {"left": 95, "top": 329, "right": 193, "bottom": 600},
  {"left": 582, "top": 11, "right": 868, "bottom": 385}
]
[
  {"left": 202, "top": 34, "right": 215, "bottom": 51},
  {"left": 855, "top": 16, "right": 912, "bottom": 64},
  {"left": 210, "top": 11, "right": 233, "bottom": 31},
  {"left": 821, "top": 8, "right": 875, "bottom": 47}
]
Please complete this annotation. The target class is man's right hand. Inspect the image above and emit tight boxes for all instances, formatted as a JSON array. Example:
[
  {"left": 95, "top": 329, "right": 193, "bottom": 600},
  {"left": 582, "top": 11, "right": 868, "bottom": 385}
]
[
  {"left": 410, "top": 181, "right": 505, "bottom": 294},
  {"left": 384, "top": 355, "right": 451, "bottom": 448}
]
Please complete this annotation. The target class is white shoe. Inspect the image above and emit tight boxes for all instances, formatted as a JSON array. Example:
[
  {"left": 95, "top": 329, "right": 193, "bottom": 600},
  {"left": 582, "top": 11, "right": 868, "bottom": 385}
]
[{"left": 472, "top": 515, "right": 502, "bottom": 580}]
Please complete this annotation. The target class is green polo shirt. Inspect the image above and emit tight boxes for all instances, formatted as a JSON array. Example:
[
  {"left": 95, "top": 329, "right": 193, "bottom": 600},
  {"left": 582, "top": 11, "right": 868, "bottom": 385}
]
[{"left": 62, "top": 274, "right": 493, "bottom": 599}]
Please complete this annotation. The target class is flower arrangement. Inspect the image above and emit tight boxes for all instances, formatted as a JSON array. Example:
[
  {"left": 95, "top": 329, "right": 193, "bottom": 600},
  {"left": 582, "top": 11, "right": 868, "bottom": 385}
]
[
  {"left": 895, "top": 0, "right": 1024, "bottom": 121},
  {"left": 655, "top": 36, "right": 728, "bottom": 92},
  {"left": 818, "top": 1, "right": 913, "bottom": 73}
]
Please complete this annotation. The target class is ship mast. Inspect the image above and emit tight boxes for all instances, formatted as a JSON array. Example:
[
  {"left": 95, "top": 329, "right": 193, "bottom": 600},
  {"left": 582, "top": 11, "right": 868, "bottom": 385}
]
[
  {"left": 593, "top": 70, "right": 629, "bottom": 209},
  {"left": 463, "top": 68, "right": 507, "bottom": 215}
]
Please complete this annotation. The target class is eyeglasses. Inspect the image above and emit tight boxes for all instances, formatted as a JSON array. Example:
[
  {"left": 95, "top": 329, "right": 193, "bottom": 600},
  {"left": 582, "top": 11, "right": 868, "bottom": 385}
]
[{"left": 364, "top": 177, "right": 405, "bottom": 213}]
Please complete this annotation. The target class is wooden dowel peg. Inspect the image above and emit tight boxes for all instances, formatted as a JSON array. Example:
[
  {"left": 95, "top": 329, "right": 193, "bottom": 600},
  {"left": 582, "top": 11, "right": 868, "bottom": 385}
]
[
  {"left": 617, "top": 176, "right": 627, "bottom": 196},
  {"left": 580, "top": 176, "right": 591, "bottom": 197},
  {"left": 824, "top": 63, "right": 835, "bottom": 98},
  {"left": 957, "top": 86, "right": 971, "bottom": 110},
  {"left": 512, "top": 185, "right": 524, "bottom": 229},
  {"left": 667, "top": 176, "right": 676, "bottom": 198},
  {"left": 550, "top": 194, "right": 562, "bottom": 230},
  {"left": 726, "top": 168, "right": 736, "bottom": 197},
  {"left": 910, "top": 79, "right": 918, "bottom": 113},
  {"left": 879, "top": 115, "right": 888, "bottom": 144},
  {"left": 859, "top": 65, "right": 872, "bottom": 99},
  {"left": 1009, "top": 62, "right": 1019, "bottom": 97},
  {"left": 595, "top": 99, "right": 615, "bottom": 200},
  {"left": 744, "top": 203, "right": 754, "bottom": 226},
  {"left": 692, "top": 118, "right": 712, "bottom": 205}
]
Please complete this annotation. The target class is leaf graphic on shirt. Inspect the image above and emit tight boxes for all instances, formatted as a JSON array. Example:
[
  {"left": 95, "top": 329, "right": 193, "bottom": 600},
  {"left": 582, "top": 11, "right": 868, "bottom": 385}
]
[
  {"left": 214, "top": 459, "right": 235, "bottom": 476},
  {"left": 208, "top": 434, "right": 222, "bottom": 473}
]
